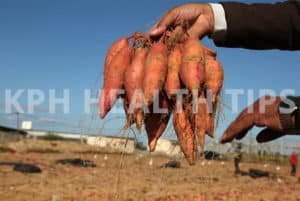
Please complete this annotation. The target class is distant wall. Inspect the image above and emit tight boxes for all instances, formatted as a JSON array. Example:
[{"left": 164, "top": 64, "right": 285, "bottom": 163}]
[
  {"left": 26, "top": 130, "right": 86, "bottom": 141},
  {"left": 86, "top": 136, "right": 135, "bottom": 154},
  {"left": 151, "top": 138, "right": 183, "bottom": 157}
]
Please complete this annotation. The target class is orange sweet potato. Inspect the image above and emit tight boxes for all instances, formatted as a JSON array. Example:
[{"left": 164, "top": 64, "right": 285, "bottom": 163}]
[
  {"left": 99, "top": 46, "right": 131, "bottom": 119},
  {"left": 204, "top": 56, "right": 224, "bottom": 104},
  {"left": 182, "top": 95, "right": 195, "bottom": 130},
  {"left": 201, "top": 45, "right": 217, "bottom": 58},
  {"left": 125, "top": 48, "right": 147, "bottom": 104},
  {"left": 180, "top": 37, "right": 205, "bottom": 91},
  {"left": 135, "top": 109, "right": 143, "bottom": 131},
  {"left": 173, "top": 100, "right": 198, "bottom": 165},
  {"left": 123, "top": 95, "right": 143, "bottom": 131},
  {"left": 143, "top": 42, "right": 168, "bottom": 105},
  {"left": 145, "top": 93, "right": 170, "bottom": 152},
  {"left": 195, "top": 93, "right": 209, "bottom": 154},
  {"left": 124, "top": 47, "right": 148, "bottom": 131},
  {"left": 104, "top": 37, "right": 129, "bottom": 72},
  {"left": 123, "top": 96, "right": 133, "bottom": 129},
  {"left": 165, "top": 44, "right": 182, "bottom": 99},
  {"left": 206, "top": 110, "right": 214, "bottom": 138}
]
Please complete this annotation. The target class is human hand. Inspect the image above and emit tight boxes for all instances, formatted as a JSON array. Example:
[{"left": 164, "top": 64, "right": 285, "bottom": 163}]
[
  {"left": 148, "top": 3, "right": 214, "bottom": 39},
  {"left": 220, "top": 96, "right": 298, "bottom": 143}
]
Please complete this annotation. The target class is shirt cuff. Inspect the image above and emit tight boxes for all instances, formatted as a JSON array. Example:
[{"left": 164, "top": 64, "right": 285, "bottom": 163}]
[{"left": 209, "top": 3, "right": 227, "bottom": 33}]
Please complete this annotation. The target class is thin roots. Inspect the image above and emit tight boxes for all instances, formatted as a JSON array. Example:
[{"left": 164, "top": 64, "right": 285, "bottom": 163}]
[{"left": 113, "top": 128, "right": 131, "bottom": 201}]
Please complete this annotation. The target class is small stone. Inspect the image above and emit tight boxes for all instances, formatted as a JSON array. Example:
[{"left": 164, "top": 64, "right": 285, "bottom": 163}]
[
  {"left": 149, "top": 159, "right": 153, "bottom": 166},
  {"left": 51, "top": 195, "right": 60, "bottom": 201}
]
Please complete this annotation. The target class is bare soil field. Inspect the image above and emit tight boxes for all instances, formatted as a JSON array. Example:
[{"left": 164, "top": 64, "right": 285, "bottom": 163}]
[{"left": 0, "top": 140, "right": 299, "bottom": 201}]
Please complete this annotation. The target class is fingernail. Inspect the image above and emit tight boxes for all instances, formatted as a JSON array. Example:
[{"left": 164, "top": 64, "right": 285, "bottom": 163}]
[
  {"left": 150, "top": 26, "right": 165, "bottom": 36},
  {"left": 149, "top": 29, "right": 156, "bottom": 35},
  {"left": 149, "top": 28, "right": 159, "bottom": 36}
]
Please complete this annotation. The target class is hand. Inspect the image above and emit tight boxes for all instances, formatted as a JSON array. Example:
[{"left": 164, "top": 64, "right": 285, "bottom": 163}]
[
  {"left": 148, "top": 3, "right": 214, "bottom": 39},
  {"left": 220, "top": 96, "right": 292, "bottom": 143}
]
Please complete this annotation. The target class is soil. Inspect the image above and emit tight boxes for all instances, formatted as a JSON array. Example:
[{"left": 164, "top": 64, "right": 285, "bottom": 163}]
[{"left": 0, "top": 140, "right": 299, "bottom": 201}]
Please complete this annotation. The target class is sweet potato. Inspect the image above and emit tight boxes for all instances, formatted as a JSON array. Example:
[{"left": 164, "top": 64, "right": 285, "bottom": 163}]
[
  {"left": 201, "top": 45, "right": 217, "bottom": 58},
  {"left": 195, "top": 93, "right": 209, "bottom": 155},
  {"left": 125, "top": 48, "right": 147, "bottom": 103},
  {"left": 145, "top": 93, "right": 170, "bottom": 152},
  {"left": 206, "top": 110, "right": 214, "bottom": 138},
  {"left": 104, "top": 37, "right": 129, "bottom": 75},
  {"left": 143, "top": 42, "right": 168, "bottom": 105},
  {"left": 182, "top": 94, "right": 195, "bottom": 129},
  {"left": 135, "top": 109, "right": 143, "bottom": 131},
  {"left": 123, "top": 96, "right": 143, "bottom": 131},
  {"left": 165, "top": 26, "right": 185, "bottom": 50},
  {"left": 124, "top": 47, "right": 148, "bottom": 131},
  {"left": 201, "top": 46, "right": 220, "bottom": 138},
  {"left": 99, "top": 46, "right": 131, "bottom": 119},
  {"left": 204, "top": 56, "right": 224, "bottom": 104},
  {"left": 123, "top": 96, "right": 133, "bottom": 129},
  {"left": 165, "top": 44, "right": 182, "bottom": 99},
  {"left": 180, "top": 37, "right": 205, "bottom": 91},
  {"left": 173, "top": 100, "right": 198, "bottom": 165}
]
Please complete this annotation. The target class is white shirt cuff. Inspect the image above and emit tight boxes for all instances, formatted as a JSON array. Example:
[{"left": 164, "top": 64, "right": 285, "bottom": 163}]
[{"left": 209, "top": 3, "right": 227, "bottom": 33}]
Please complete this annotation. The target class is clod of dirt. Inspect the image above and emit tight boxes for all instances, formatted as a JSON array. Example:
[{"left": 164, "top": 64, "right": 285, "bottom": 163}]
[
  {"left": 55, "top": 158, "right": 96, "bottom": 168},
  {"left": 0, "top": 162, "right": 42, "bottom": 173},
  {"left": 248, "top": 169, "right": 270, "bottom": 179},
  {"left": 161, "top": 160, "right": 181, "bottom": 168}
]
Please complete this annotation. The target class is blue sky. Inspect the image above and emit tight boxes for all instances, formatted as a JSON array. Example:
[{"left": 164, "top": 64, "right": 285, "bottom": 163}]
[{"left": 0, "top": 0, "right": 299, "bottom": 145}]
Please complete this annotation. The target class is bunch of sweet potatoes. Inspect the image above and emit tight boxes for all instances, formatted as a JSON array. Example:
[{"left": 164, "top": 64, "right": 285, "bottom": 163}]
[{"left": 98, "top": 29, "right": 224, "bottom": 165}]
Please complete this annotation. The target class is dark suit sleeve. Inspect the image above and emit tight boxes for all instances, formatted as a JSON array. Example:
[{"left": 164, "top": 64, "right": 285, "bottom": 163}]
[{"left": 211, "top": 1, "right": 300, "bottom": 50}]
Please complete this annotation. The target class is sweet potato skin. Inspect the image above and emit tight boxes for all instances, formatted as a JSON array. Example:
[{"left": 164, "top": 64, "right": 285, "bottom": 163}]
[
  {"left": 195, "top": 93, "right": 209, "bottom": 154},
  {"left": 201, "top": 45, "right": 217, "bottom": 58},
  {"left": 180, "top": 37, "right": 205, "bottom": 91},
  {"left": 145, "top": 93, "right": 170, "bottom": 152},
  {"left": 125, "top": 48, "right": 147, "bottom": 105},
  {"left": 99, "top": 46, "right": 131, "bottom": 119},
  {"left": 143, "top": 42, "right": 168, "bottom": 105},
  {"left": 205, "top": 56, "right": 224, "bottom": 103},
  {"left": 124, "top": 47, "right": 148, "bottom": 130},
  {"left": 165, "top": 44, "right": 182, "bottom": 99},
  {"left": 123, "top": 96, "right": 133, "bottom": 129},
  {"left": 135, "top": 109, "right": 143, "bottom": 131},
  {"left": 173, "top": 100, "right": 198, "bottom": 165},
  {"left": 104, "top": 37, "right": 129, "bottom": 73},
  {"left": 205, "top": 109, "right": 214, "bottom": 138}
]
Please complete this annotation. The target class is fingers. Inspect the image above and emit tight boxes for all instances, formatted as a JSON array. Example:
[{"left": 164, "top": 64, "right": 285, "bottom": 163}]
[
  {"left": 187, "top": 15, "right": 209, "bottom": 39},
  {"left": 149, "top": 10, "right": 177, "bottom": 37},
  {"left": 256, "top": 129, "right": 285, "bottom": 143},
  {"left": 220, "top": 113, "right": 255, "bottom": 143},
  {"left": 187, "top": 18, "right": 203, "bottom": 39},
  {"left": 221, "top": 96, "right": 284, "bottom": 144}
]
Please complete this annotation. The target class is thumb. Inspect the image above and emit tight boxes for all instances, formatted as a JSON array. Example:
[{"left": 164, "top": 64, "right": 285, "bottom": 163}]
[
  {"left": 149, "top": 11, "right": 177, "bottom": 37},
  {"left": 256, "top": 128, "right": 285, "bottom": 143},
  {"left": 187, "top": 15, "right": 209, "bottom": 39},
  {"left": 149, "top": 25, "right": 166, "bottom": 37}
]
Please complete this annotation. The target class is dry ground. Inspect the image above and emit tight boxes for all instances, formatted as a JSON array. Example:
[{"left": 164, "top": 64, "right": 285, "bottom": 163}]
[{"left": 0, "top": 140, "right": 299, "bottom": 201}]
